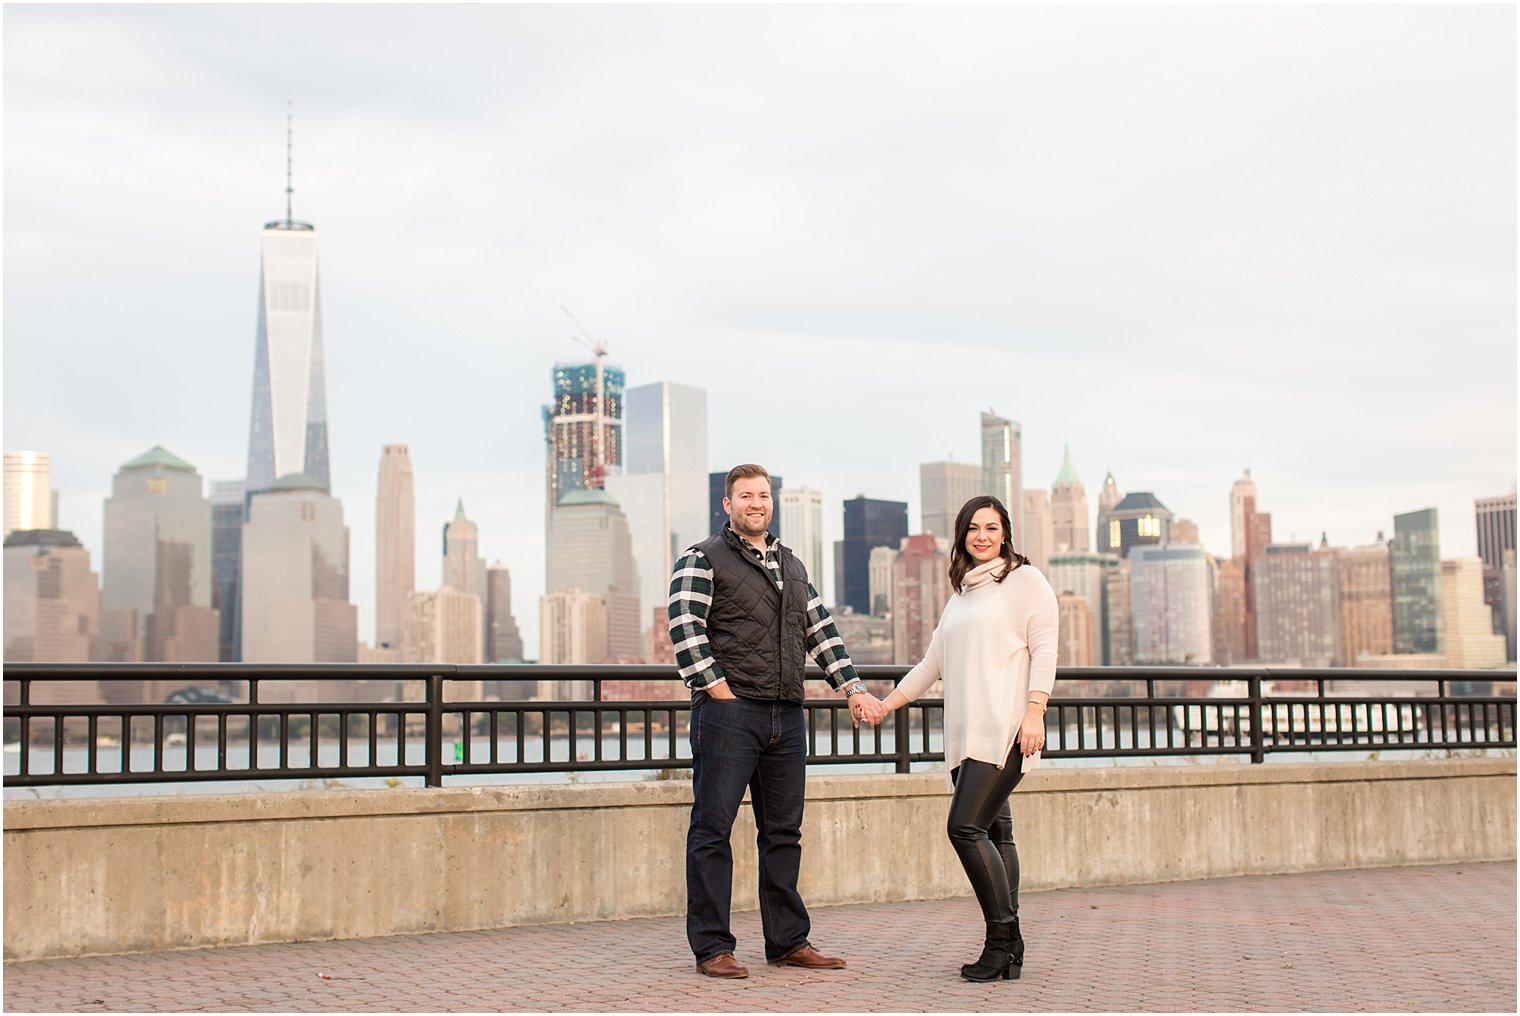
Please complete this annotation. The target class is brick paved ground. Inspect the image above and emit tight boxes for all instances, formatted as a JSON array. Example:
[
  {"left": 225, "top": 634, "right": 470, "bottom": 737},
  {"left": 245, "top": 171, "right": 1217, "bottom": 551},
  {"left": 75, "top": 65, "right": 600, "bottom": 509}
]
[{"left": 4, "top": 862, "right": 1514, "bottom": 1013}]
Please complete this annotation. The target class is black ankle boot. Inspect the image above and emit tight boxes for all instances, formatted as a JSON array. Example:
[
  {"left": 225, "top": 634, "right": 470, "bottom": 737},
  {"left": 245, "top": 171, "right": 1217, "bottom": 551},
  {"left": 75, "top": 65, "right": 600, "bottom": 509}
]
[
  {"left": 960, "top": 920, "right": 1018, "bottom": 981},
  {"left": 1011, "top": 914, "right": 1025, "bottom": 970}
]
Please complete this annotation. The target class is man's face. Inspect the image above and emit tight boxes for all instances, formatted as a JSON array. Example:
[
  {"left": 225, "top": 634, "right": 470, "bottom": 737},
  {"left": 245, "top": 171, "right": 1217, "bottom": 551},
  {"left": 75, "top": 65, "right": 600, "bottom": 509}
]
[{"left": 725, "top": 475, "right": 773, "bottom": 539}]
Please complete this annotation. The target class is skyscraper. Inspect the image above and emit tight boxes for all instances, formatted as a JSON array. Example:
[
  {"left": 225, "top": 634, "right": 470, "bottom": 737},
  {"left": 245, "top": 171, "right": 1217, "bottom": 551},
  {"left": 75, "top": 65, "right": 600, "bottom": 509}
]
[
  {"left": 1050, "top": 445, "right": 1089, "bottom": 553},
  {"left": 839, "top": 496, "right": 909, "bottom": 615},
  {"left": 245, "top": 123, "right": 330, "bottom": 499},
  {"left": 3, "top": 529, "right": 100, "bottom": 668},
  {"left": 1047, "top": 551, "right": 1116, "bottom": 663},
  {"left": 486, "top": 562, "right": 525, "bottom": 663},
  {"left": 1101, "top": 492, "right": 1173, "bottom": 559},
  {"left": 1336, "top": 537, "right": 1392, "bottom": 666},
  {"left": 604, "top": 381, "right": 708, "bottom": 643},
  {"left": 1129, "top": 544, "right": 1213, "bottom": 665},
  {"left": 101, "top": 446, "right": 217, "bottom": 662},
  {"left": 1094, "top": 471, "right": 1122, "bottom": 555},
  {"left": 890, "top": 534, "right": 951, "bottom": 664},
  {"left": 1475, "top": 493, "right": 1517, "bottom": 647},
  {"left": 405, "top": 587, "right": 483, "bottom": 665},
  {"left": 1021, "top": 489, "right": 1053, "bottom": 571},
  {"left": 443, "top": 500, "right": 487, "bottom": 660},
  {"left": 240, "top": 474, "right": 357, "bottom": 667},
  {"left": 1440, "top": 558, "right": 1506, "bottom": 669},
  {"left": 1229, "top": 469, "right": 1258, "bottom": 561},
  {"left": 544, "top": 360, "right": 625, "bottom": 508},
  {"left": 1391, "top": 508, "right": 1442, "bottom": 654},
  {"left": 980, "top": 411, "right": 1022, "bottom": 546},
  {"left": 210, "top": 481, "right": 244, "bottom": 661},
  {"left": 919, "top": 461, "right": 980, "bottom": 539},
  {"left": 4, "top": 451, "right": 54, "bottom": 537},
  {"left": 780, "top": 487, "right": 824, "bottom": 597},
  {"left": 545, "top": 488, "right": 641, "bottom": 661},
  {"left": 1253, "top": 543, "right": 1339, "bottom": 666},
  {"left": 375, "top": 445, "right": 415, "bottom": 651},
  {"left": 1056, "top": 593, "right": 1097, "bottom": 667},
  {"left": 1213, "top": 557, "right": 1248, "bottom": 665}
]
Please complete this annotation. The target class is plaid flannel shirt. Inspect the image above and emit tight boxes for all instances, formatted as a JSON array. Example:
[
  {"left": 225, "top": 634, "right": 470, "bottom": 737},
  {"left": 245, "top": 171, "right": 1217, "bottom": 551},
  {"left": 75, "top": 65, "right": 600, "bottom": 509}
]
[{"left": 668, "top": 531, "right": 861, "bottom": 693}]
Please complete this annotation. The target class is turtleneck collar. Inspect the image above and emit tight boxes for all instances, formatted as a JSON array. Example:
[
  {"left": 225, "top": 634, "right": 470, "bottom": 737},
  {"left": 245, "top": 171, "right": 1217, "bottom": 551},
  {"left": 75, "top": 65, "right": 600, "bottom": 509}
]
[{"left": 961, "top": 557, "right": 1008, "bottom": 592}]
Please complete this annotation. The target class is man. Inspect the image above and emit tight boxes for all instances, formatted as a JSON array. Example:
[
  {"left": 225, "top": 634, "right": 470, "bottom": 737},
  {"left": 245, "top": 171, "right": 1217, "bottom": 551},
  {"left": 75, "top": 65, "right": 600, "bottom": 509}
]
[{"left": 669, "top": 463, "right": 886, "bottom": 979}]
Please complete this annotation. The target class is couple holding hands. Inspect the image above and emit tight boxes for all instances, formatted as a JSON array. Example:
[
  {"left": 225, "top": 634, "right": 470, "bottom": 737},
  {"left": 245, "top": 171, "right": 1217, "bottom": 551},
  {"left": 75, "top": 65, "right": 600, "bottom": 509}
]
[{"left": 669, "top": 464, "right": 1058, "bottom": 983}]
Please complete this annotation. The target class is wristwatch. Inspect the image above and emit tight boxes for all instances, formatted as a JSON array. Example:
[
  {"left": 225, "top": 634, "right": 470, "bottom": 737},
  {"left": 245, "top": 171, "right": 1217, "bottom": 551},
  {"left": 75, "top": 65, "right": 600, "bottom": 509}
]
[{"left": 845, "top": 683, "right": 868, "bottom": 698}]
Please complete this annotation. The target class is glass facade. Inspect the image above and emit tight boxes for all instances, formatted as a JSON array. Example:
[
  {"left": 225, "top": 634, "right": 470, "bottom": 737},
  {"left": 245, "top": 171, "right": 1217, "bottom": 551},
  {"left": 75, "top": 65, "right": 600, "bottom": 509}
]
[
  {"left": 1130, "top": 544, "right": 1213, "bottom": 664},
  {"left": 543, "top": 362, "right": 625, "bottom": 506},
  {"left": 1391, "top": 508, "right": 1443, "bottom": 654},
  {"left": 210, "top": 480, "right": 244, "bottom": 661},
  {"left": 840, "top": 497, "right": 908, "bottom": 615},
  {"left": 246, "top": 224, "right": 330, "bottom": 496}
]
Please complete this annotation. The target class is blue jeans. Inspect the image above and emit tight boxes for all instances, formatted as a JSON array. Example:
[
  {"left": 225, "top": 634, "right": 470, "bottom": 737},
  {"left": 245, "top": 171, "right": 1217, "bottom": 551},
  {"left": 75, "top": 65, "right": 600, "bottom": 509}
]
[{"left": 686, "top": 697, "right": 811, "bottom": 963}]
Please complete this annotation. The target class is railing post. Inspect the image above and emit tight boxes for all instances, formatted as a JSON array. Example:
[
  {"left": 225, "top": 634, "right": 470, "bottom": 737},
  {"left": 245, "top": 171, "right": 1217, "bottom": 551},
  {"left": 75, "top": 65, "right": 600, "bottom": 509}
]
[
  {"left": 894, "top": 705, "right": 911, "bottom": 774},
  {"left": 1249, "top": 673, "right": 1265, "bottom": 764},
  {"left": 425, "top": 672, "right": 444, "bottom": 787}
]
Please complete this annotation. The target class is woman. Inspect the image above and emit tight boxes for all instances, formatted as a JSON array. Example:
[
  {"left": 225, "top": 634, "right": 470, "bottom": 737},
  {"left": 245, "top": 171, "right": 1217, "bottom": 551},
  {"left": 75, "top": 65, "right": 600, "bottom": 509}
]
[{"left": 873, "top": 494, "right": 1058, "bottom": 982}]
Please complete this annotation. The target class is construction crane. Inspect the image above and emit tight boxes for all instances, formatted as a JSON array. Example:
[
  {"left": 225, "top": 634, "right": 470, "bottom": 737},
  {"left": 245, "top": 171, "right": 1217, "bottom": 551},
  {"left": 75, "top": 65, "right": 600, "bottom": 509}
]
[{"left": 559, "top": 306, "right": 610, "bottom": 488}]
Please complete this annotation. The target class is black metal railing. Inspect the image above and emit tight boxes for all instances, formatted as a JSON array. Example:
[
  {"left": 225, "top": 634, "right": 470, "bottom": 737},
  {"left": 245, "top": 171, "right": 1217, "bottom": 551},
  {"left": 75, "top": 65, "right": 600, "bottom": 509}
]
[{"left": 3, "top": 664, "right": 1514, "bottom": 788}]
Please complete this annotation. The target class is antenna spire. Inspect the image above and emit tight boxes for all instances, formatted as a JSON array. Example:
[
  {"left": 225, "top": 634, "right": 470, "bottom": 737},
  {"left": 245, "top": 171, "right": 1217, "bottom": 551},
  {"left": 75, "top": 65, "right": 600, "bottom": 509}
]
[{"left": 284, "top": 99, "right": 294, "bottom": 225}]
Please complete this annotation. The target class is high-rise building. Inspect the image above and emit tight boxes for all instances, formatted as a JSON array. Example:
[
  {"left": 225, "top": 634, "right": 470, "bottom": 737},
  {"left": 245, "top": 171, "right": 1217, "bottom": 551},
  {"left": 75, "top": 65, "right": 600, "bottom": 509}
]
[
  {"left": 1021, "top": 489, "right": 1053, "bottom": 572},
  {"left": 604, "top": 381, "right": 708, "bottom": 646},
  {"left": 245, "top": 144, "right": 330, "bottom": 499},
  {"left": 1129, "top": 544, "right": 1213, "bottom": 664},
  {"left": 868, "top": 545, "right": 897, "bottom": 618},
  {"left": 210, "top": 481, "right": 244, "bottom": 661},
  {"left": 1213, "top": 557, "right": 1248, "bottom": 665},
  {"left": 1502, "top": 549, "right": 1518, "bottom": 662},
  {"left": 1475, "top": 494, "right": 1517, "bottom": 648},
  {"left": 1253, "top": 543, "right": 1339, "bottom": 666},
  {"left": 1391, "top": 508, "right": 1443, "bottom": 655},
  {"left": 708, "top": 471, "right": 783, "bottom": 539},
  {"left": 240, "top": 474, "right": 357, "bottom": 666},
  {"left": 375, "top": 445, "right": 415, "bottom": 651},
  {"left": 486, "top": 562, "right": 525, "bottom": 662},
  {"left": 1047, "top": 551, "right": 1114, "bottom": 663},
  {"left": 442, "top": 500, "right": 488, "bottom": 659},
  {"left": 839, "top": 496, "right": 909, "bottom": 615},
  {"left": 1094, "top": 470, "right": 1122, "bottom": 555},
  {"left": 919, "top": 461, "right": 981, "bottom": 540},
  {"left": 1229, "top": 469, "right": 1258, "bottom": 561},
  {"left": 1056, "top": 593, "right": 1096, "bottom": 667},
  {"left": 890, "top": 534, "right": 951, "bottom": 665},
  {"left": 779, "top": 486, "right": 824, "bottom": 591},
  {"left": 1105, "top": 557, "right": 1133, "bottom": 666},
  {"left": 538, "top": 589, "right": 607, "bottom": 664},
  {"left": 101, "top": 446, "right": 218, "bottom": 663},
  {"left": 4, "top": 451, "right": 54, "bottom": 537},
  {"left": 1050, "top": 445, "right": 1089, "bottom": 553},
  {"left": 1171, "top": 519, "right": 1201, "bottom": 547},
  {"left": 980, "top": 411, "right": 1022, "bottom": 546},
  {"left": 1440, "top": 558, "right": 1507, "bottom": 669},
  {"left": 1336, "top": 537, "right": 1392, "bottom": 666},
  {"left": 1241, "top": 494, "right": 1273, "bottom": 661},
  {"left": 1100, "top": 492, "right": 1173, "bottom": 559},
  {"left": 3, "top": 529, "right": 100, "bottom": 667},
  {"left": 405, "top": 587, "right": 483, "bottom": 665},
  {"left": 545, "top": 488, "right": 641, "bottom": 661},
  {"left": 544, "top": 360, "right": 625, "bottom": 510}
]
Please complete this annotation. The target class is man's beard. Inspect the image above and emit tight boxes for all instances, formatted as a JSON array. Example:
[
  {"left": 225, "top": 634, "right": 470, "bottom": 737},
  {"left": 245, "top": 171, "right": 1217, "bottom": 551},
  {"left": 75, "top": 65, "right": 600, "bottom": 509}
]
[{"left": 732, "top": 511, "right": 771, "bottom": 537}]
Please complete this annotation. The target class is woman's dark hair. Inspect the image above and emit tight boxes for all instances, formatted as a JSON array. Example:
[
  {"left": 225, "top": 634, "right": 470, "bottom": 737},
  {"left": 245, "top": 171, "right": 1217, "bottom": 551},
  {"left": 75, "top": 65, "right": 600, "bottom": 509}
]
[{"left": 948, "top": 495, "right": 1029, "bottom": 590}]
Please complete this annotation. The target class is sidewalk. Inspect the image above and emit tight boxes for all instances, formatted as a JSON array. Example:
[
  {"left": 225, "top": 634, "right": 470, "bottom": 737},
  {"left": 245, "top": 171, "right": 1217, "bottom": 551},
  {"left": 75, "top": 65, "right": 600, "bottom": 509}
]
[{"left": 4, "top": 862, "right": 1513, "bottom": 1013}]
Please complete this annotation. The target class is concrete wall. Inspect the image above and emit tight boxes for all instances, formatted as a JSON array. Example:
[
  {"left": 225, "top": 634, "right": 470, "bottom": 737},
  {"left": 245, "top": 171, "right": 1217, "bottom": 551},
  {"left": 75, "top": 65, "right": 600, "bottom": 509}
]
[{"left": 4, "top": 757, "right": 1513, "bottom": 961}]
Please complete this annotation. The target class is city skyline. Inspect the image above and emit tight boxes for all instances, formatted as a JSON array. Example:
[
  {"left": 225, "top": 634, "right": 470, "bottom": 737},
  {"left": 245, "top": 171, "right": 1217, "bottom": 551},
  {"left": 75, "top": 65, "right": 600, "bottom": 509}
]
[{"left": 3, "top": 5, "right": 1514, "bottom": 658}]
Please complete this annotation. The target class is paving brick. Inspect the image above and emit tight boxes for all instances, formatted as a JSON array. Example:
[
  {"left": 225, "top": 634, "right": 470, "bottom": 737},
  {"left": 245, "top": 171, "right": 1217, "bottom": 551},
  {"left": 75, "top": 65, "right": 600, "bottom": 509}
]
[{"left": 3, "top": 862, "right": 1514, "bottom": 1012}]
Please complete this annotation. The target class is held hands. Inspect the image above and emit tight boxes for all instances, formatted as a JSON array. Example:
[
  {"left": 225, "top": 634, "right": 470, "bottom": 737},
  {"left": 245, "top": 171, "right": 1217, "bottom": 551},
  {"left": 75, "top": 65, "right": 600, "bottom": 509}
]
[{"left": 848, "top": 691, "right": 889, "bottom": 728}]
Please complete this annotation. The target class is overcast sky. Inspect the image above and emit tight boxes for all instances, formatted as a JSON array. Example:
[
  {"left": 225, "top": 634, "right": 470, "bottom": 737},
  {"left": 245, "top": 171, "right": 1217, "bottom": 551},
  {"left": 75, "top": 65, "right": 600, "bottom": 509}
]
[{"left": 5, "top": 4, "right": 1515, "bottom": 657}]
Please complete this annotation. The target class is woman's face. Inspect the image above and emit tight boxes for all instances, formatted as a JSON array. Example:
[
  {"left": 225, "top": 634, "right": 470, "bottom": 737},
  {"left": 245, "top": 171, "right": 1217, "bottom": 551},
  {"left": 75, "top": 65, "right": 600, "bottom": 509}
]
[{"left": 964, "top": 506, "right": 1005, "bottom": 564}]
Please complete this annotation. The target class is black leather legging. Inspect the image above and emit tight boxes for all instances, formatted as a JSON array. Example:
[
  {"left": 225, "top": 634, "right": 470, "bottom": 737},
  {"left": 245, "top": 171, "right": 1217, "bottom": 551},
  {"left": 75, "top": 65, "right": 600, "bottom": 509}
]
[{"left": 947, "top": 745, "right": 1024, "bottom": 923}]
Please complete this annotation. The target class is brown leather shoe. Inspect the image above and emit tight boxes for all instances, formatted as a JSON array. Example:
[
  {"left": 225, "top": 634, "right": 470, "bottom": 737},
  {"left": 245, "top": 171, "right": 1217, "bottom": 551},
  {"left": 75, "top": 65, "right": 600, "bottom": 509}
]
[
  {"left": 696, "top": 952, "right": 749, "bottom": 978},
  {"left": 770, "top": 944, "right": 846, "bottom": 969}
]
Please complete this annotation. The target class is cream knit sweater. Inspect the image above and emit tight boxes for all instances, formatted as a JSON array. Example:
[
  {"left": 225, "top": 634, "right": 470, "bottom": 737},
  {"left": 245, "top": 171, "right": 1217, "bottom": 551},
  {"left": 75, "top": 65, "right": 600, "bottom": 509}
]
[{"left": 896, "top": 558, "right": 1060, "bottom": 784}]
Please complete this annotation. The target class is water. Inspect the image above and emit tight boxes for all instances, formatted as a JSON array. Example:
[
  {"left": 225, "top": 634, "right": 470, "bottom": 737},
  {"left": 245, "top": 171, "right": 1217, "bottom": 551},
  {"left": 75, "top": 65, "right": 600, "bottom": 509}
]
[{"left": 5, "top": 724, "right": 1508, "bottom": 800}]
